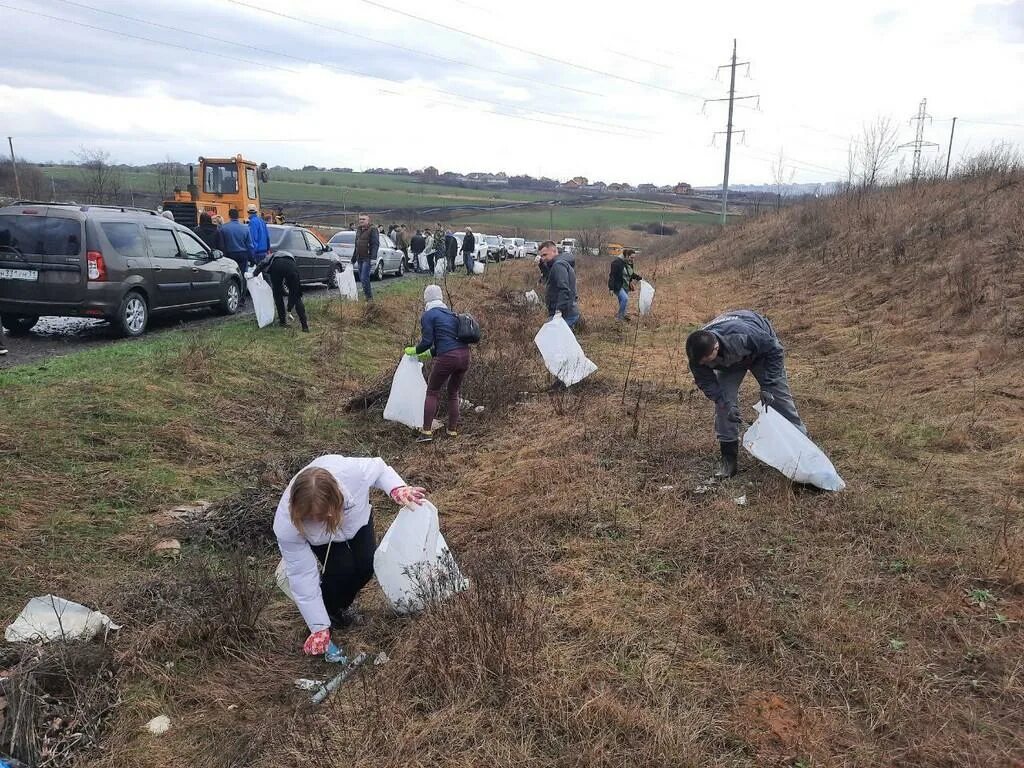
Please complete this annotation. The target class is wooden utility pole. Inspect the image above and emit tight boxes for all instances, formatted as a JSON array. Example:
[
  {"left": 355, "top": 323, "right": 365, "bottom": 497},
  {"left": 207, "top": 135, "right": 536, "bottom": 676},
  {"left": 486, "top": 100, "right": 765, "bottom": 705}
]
[
  {"left": 944, "top": 117, "right": 957, "bottom": 180},
  {"left": 7, "top": 137, "right": 21, "bottom": 198}
]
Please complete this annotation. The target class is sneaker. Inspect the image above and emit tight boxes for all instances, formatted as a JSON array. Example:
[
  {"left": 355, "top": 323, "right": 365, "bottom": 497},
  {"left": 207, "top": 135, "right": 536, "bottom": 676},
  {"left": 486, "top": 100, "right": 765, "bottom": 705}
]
[
  {"left": 0, "top": 346, "right": 7, "bottom": 356},
  {"left": 446, "top": 429, "right": 459, "bottom": 437},
  {"left": 415, "top": 431, "right": 433, "bottom": 443}
]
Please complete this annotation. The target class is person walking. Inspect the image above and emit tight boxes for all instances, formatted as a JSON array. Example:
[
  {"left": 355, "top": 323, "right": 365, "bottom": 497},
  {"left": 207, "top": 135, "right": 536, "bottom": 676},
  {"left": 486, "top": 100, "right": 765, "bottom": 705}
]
[
  {"left": 404, "top": 284, "right": 472, "bottom": 442},
  {"left": 410, "top": 229, "right": 427, "bottom": 273},
  {"left": 608, "top": 248, "right": 642, "bottom": 321},
  {"left": 461, "top": 227, "right": 476, "bottom": 275},
  {"left": 253, "top": 251, "right": 310, "bottom": 332},
  {"left": 444, "top": 230, "right": 458, "bottom": 273},
  {"left": 394, "top": 225, "right": 410, "bottom": 269},
  {"left": 539, "top": 240, "right": 580, "bottom": 329},
  {"left": 220, "top": 208, "right": 255, "bottom": 305},
  {"left": 430, "top": 225, "right": 445, "bottom": 273},
  {"left": 247, "top": 203, "right": 271, "bottom": 265},
  {"left": 274, "top": 455, "right": 427, "bottom": 653},
  {"left": 352, "top": 214, "right": 379, "bottom": 300},
  {"left": 685, "top": 310, "right": 807, "bottom": 479},
  {"left": 194, "top": 211, "right": 222, "bottom": 252}
]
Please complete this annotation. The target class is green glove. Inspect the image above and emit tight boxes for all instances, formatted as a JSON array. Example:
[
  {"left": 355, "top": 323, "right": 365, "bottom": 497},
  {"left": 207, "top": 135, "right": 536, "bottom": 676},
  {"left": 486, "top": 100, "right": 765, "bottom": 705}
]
[
  {"left": 417, "top": 349, "right": 433, "bottom": 362},
  {"left": 403, "top": 346, "right": 416, "bottom": 356}
]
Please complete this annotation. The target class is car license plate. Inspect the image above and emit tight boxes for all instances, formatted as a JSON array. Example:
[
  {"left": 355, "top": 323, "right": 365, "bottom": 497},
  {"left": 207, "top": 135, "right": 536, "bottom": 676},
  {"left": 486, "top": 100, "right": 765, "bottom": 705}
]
[{"left": 0, "top": 268, "right": 38, "bottom": 281}]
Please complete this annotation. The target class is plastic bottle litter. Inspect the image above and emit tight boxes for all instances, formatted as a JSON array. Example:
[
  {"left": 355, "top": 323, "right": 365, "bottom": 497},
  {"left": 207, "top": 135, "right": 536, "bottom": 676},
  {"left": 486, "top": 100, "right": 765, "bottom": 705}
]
[{"left": 324, "top": 641, "right": 348, "bottom": 664}]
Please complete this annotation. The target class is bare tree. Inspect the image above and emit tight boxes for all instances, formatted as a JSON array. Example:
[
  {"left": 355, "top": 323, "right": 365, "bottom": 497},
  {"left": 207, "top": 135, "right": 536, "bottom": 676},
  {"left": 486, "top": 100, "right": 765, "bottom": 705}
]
[
  {"left": 573, "top": 219, "right": 610, "bottom": 256},
  {"left": 853, "top": 117, "right": 900, "bottom": 187},
  {"left": 770, "top": 147, "right": 795, "bottom": 210},
  {"left": 75, "top": 147, "right": 122, "bottom": 204},
  {"left": 155, "top": 155, "right": 185, "bottom": 201},
  {"left": 0, "top": 159, "right": 46, "bottom": 199}
]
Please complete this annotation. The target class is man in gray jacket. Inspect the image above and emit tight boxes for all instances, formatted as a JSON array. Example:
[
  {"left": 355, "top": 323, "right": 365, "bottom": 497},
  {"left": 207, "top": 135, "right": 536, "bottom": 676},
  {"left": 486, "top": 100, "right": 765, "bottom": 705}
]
[
  {"left": 686, "top": 309, "right": 806, "bottom": 478},
  {"left": 539, "top": 240, "right": 580, "bottom": 328}
]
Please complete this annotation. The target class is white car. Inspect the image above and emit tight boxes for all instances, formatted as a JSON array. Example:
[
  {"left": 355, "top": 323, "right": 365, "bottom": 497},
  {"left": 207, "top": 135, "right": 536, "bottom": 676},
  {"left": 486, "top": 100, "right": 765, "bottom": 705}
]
[
  {"left": 525, "top": 240, "right": 539, "bottom": 256},
  {"left": 454, "top": 231, "right": 487, "bottom": 267},
  {"left": 327, "top": 229, "right": 406, "bottom": 279},
  {"left": 558, "top": 237, "right": 577, "bottom": 255},
  {"left": 503, "top": 237, "right": 526, "bottom": 259}
]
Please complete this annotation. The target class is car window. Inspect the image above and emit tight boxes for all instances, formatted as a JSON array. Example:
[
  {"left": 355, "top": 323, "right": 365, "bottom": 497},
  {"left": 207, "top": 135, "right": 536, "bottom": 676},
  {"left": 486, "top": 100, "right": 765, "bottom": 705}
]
[
  {"left": 0, "top": 214, "right": 83, "bottom": 256},
  {"left": 280, "top": 230, "right": 305, "bottom": 251},
  {"left": 302, "top": 231, "right": 322, "bottom": 252},
  {"left": 380, "top": 235, "right": 394, "bottom": 249},
  {"left": 176, "top": 229, "right": 210, "bottom": 259},
  {"left": 146, "top": 227, "right": 181, "bottom": 259},
  {"left": 99, "top": 222, "right": 146, "bottom": 258},
  {"left": 246, "top": 168, "right": 257, "bottom": 199},
  {"left": 268, "top": 226, "right": 286, "bottom": 249},
  {"left": 329, "top": 231, "right": 355, "bottom": 245}
]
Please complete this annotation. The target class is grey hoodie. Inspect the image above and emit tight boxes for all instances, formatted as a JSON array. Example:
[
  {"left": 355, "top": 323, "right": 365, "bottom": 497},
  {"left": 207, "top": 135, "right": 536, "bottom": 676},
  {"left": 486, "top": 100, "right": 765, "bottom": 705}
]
[
  {"left": 689, "top": 310, "right": 785, "bottom": 402},
  {"left": 545, "top": 254, "right": 578, "bottom": 317}
]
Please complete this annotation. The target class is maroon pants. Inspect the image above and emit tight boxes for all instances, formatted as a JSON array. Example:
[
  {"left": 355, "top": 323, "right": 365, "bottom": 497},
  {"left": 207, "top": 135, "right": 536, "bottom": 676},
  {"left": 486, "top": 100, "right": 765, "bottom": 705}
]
[{"left": 423, "top": 347, "right": 471, "bottom": 431}]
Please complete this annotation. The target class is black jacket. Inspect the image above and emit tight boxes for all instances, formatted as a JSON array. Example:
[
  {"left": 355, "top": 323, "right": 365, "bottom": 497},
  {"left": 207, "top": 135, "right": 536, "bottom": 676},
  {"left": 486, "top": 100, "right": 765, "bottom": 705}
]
[
  {"left": 545, "top": 254, "right": 578, "bottom": 316},
  {"left": 608, "top": 257, "right": 641, "bottom": 293},
  {"left": 461, "top": 232, "right": 476, "bottom": 253},
  {"left": 689, "top": 310, "right": 785, "bottom": 403},
  {"left": 252, "top": 252, "right": 296, "bottom": 279},
  {"left": 445, "top": 234, "right": 458, "bottom": 261},
  {"left": 411, "top": 233, "right": 426, "bottom": 254},
  {"left": 194, "top": 222, "right": 222, "bottom": 253},
  {"left": 353, "top": 225, "right": 379, "bottom": 264}
]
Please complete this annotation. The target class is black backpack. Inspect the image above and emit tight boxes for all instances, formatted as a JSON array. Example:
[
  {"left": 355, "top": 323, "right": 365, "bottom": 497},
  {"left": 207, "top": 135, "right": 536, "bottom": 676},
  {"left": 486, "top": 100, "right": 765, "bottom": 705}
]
[{"left": 452, "top": 311, "right": 481, "bottom": 344}]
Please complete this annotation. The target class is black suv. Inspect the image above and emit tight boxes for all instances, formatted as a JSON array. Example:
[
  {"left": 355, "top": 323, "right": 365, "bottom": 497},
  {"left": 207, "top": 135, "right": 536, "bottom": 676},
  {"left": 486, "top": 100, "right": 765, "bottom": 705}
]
[{"left": 0, "top": 202, "right": 244, "bottom": 337}]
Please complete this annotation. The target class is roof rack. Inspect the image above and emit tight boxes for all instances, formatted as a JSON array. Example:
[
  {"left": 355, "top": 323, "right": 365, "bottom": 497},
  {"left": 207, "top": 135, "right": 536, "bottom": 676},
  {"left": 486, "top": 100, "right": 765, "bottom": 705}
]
[{"left": 9, "top": 201, "right": 160, "bottom": 215}]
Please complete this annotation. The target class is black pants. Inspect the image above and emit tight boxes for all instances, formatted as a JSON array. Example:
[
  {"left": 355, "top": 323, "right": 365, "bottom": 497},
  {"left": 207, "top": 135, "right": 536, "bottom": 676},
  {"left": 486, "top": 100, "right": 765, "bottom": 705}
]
[
  {"left": 310, "top": 516, "right": 376, "bottom": 624},
  {"left": 268, "top": 257, "right": 308, "bottom": 329},
  {"left": 426, "top": 250, "right": 436, "bottom": 272}
]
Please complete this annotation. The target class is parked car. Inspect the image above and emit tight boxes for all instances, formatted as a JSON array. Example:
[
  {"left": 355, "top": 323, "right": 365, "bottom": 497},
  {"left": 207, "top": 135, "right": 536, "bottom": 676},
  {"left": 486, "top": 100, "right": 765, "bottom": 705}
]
[
  {"left": 0, "top": 202, "right": 243, "bottom": 337},
  {"left": 481, "top": 234, "right": 507, "bottom": 262},
  {"left": 454, "top": 232, "right": 487, "bottom": 267},
  {"left": 525, "top": 240, "right": 539, "bottom": 256},
  {"left": 558, "top": 237, "right": 577, "bottom": 255},
  {"left": 268, "top": 224, "right": 345, "bottom": 286},
  {"left": 503, "top": 237, "right": 526, "bottom": 259},
  {"left": 326, "top": 229, "right": 405, "bottom": 279}
]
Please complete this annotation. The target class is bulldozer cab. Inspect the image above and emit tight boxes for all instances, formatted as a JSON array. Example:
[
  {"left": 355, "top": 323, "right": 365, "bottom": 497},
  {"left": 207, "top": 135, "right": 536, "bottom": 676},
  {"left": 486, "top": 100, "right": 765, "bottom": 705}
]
[{"left": 162, "top": 155, "right": 281, "bottom": 227}]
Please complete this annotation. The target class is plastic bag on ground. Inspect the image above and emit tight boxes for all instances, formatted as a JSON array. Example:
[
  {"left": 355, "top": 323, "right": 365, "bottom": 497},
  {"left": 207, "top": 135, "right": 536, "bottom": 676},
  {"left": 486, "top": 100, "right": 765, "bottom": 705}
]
[
  {"left": 382, "top": 355, "right": 428, "bottom": 430},
  {"left": 472, "top": 260, "right": 484, "bottom": 274},
  {"left": 638, "top": 279, "right": 655, "bottom": 316},
  {"left": 337, "top": 264, "right": 358, "bottom": 301},
  {"left": 373, "top": 501, "right": 467, "bottom": 614},
  {"left": 742, "top": 403, "right": 846, "bottom": 491},
  {"left": 434, "top": 259, "right": 447, "bottom": 278},
  {"left": 275, "top": 558, "right": 294, "bottom": 601},
  {"left": 418, "top": 252, "right": 429, "bottom": 271},
  {"left": 246, "top": 273, "right": 276, "bottom": 328},
  {"left": 5, "top": 595, "right": 121, "bottom": 643},
  {"left": 534, "top": 313, "right": 597, "bottom": 386},
  {"left": 524, "top": 289, "right": 539, "bottom": 305}
]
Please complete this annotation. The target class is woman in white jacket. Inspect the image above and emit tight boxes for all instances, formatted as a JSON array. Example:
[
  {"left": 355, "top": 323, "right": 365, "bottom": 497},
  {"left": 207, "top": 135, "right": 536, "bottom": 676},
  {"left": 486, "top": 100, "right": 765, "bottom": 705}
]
[{"left": 273, "top": 455, "right": 426, "bottom": 655}]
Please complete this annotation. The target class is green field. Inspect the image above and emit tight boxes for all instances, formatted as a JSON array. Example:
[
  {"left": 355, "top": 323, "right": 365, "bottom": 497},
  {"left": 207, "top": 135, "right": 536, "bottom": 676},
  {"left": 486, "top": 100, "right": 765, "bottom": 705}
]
[{"left": 457, "top": 205, "right": 719, "bottom": 233}]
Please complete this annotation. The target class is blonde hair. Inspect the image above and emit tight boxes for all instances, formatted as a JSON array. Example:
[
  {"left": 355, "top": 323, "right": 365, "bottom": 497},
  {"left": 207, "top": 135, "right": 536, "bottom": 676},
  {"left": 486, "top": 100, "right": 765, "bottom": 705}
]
[{"left": 289, "top": 467, "right": 344, "bottom": 536}]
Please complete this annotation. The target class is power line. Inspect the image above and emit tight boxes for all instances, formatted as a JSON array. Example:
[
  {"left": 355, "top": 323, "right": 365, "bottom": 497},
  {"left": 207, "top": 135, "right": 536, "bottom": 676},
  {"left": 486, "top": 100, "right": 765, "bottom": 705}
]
[
  {"left": 5, "top": 1, "right": 648, "bottom": 140},
  {"left": 356, "top": 0, "right": 711, "bottom": 101},
  {"left": 222, "top": 0, "right": 604, "bottom": 99},
  {"left": 898, "top": 97, "right": 940, "bottom": 182}
]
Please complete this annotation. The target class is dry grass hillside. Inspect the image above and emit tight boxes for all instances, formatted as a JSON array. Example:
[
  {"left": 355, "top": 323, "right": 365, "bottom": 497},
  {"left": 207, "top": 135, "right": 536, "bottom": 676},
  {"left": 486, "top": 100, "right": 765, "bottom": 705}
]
[{"left": 1, "top": 171, "right": 1021, "bottom": 767}]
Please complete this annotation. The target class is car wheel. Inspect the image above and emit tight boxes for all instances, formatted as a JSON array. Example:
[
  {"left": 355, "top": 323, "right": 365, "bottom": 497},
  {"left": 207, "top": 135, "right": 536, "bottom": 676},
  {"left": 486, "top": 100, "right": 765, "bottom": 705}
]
[
  {"left": 1, "top": 313, "right": 39, "bottom": 335},
  {"left": 329, "top": 267, "right": 340, "bottom": 288},
  {"left": 398, "top": 259, "right": 405, "bottom": 277},
  {"left": 117, "top": 290, "right": 148, "bottom": 337},
  {"left": 217, "top": 278, "right": 241, "bottom": 315},
  {"left": 374, "top": 260, "right": 384, "bottom": 281}
]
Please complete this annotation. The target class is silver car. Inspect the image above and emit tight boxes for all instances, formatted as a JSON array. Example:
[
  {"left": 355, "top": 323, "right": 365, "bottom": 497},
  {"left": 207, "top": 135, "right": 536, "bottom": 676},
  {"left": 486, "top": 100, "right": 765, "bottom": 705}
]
[{"left": 328, "top": 230, "right": 406, "bottom": 279}]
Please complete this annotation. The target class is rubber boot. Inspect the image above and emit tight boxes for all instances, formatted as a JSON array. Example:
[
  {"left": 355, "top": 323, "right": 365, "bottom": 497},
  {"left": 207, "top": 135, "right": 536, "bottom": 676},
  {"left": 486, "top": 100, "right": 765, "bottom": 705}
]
[{"left": 715, "top": 440, "right": 739, "bottom": 479}]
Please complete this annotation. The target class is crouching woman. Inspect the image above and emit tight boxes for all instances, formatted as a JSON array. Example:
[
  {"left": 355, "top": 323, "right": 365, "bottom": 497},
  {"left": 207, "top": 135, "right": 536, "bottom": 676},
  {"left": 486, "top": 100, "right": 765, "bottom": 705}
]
[{"left": 273, "top": 455, "right": 426, "bottom": 655}]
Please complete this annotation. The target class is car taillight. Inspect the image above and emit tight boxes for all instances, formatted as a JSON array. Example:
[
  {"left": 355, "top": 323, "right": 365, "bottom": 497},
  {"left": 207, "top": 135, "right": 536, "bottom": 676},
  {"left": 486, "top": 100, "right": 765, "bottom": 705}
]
[{"left": 87, "top": 250, "right": 107, "bottom": 281}]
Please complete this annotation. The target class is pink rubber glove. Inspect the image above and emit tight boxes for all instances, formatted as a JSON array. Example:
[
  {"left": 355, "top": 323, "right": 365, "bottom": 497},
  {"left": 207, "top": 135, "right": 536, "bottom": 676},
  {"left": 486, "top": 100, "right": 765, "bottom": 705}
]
[
  {"left": 303, "top": 628, "right": 331, "bottom": 655},
  {"left": 390, "top": 485, "right": 426, "bottom": 507}
]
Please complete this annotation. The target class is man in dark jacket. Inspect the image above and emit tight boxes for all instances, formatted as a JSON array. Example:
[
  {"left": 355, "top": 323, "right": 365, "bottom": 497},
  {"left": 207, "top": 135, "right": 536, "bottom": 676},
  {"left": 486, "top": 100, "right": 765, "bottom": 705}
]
[
  {"left": 410, "top": 229, "right": 427, "bottom": 272},
  {"left": 253, "top": 252, "right": 309, "bottom": 332},
  {"left": 444, "top": 230, "right": 459, "bottom": 273},
  {"left": 539, "top": 240, "right": 579, "bottom": 328},
  {"left": 608, "top": 248, "right": 641, "bottom": 321},
  {"left": 194, "top": 212, "right": 222, "bottom": 253},
  {"left": 685, "top": 310, "right": 807, "bottom": 478},
  {"left": 352, "top": 213, "right": 379, "bottom": 300},
  {"left": 220, "top": 208, "right": 255, "bottom": 305},
  {"left": 461, "top": 227, "right": 476, "bottom": 274}
]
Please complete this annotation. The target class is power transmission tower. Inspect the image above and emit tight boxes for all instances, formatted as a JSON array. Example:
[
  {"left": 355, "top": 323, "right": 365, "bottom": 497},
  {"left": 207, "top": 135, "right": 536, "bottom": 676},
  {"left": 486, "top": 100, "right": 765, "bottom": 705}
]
[
  {"left": 705, "top": 40, "right": 759, "bottom": 225},
  {"left": 899, "top": 98, "right": 940, "bottom": 182}
]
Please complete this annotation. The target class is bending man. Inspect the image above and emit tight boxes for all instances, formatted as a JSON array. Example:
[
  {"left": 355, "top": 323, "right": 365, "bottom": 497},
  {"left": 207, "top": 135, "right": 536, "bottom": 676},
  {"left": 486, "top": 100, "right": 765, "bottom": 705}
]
[{"left": 686, "top": 310, "right": 806, "bottom": 478}]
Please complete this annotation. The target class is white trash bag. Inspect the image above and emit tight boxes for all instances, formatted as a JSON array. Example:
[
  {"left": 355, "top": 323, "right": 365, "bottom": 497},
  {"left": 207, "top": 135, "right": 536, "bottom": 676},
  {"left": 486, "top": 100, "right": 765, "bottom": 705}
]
[
  {"left": 373, "top": 501, "right": 467, "bottom": 614},
  {"left": 5, "top": 595, "right": 121, "bottom": 643},
  {"left": 418, "top": 252, "right": 429, "bottom": 272},
  {"left": 472, "top": 259, "right": 484, "bottom": 275},
  {"left": 534, "top": 313, "right": 597, "bottom": 387},
  {"left": 638, "top": 279, "right": 655, "bottom": 316},
  {"left": 434, "top": 259, "right": 447, "bottom": 277},
  {"left": 274, "top": 558, "right": 295, "bottom": 602},
  {"left": 382, "top": 355, "right": 428, "bottom": 430},
  {"left": 524, "top": 289, "right": 539, "bottom": 305},
  {"left": 246, "top": 273, "right": 276, "bottom": 328},
  {"left": 337, "top": 264, "right": 359, "bottom": 301},
  {"left": 742, "top": 403, "right": 846, "bottom": 491}
]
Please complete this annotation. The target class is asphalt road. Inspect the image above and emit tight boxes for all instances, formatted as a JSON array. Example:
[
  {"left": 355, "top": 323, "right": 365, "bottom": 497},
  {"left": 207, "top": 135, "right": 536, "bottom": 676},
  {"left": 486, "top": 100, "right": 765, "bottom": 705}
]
[{"left": 0, "top": 281, "right": 346, "bottom": 369}]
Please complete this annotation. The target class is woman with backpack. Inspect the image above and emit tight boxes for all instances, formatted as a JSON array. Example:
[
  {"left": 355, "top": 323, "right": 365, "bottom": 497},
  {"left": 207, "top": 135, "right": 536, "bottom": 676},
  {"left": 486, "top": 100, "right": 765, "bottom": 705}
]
[{"left": 404, "top": 284, "right": 474, "bottom": 443}]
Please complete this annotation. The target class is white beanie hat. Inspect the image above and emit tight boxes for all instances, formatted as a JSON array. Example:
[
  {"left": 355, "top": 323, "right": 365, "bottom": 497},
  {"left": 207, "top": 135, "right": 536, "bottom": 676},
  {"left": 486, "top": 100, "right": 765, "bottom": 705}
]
[{"left": 423, "top": 284, "right": 443, "bottom": 304}]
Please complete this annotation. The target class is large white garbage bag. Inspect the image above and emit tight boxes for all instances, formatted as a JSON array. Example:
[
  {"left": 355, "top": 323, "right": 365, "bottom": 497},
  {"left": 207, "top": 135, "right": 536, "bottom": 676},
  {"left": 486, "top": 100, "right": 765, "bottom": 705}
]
[
  {"left": 638, "top": 280, "right": 655, "bottom": 316},
  {"left": 534, "top": 313, "right": 597, "bottom": 386},
  {"left": 418, "top": 252, "right": 429, "bottom": 272},
  {"left": 382, "top": 355, "right": 428, "bottom": 430},
  {"left": 434, "top": 259, "right": 447, "bottom": 277},
  {"left": 742, "top": 403, "right": 846, "bottom": 491},
  {"left": 472, "top": 259, "right": 484, "bottom": 275},
  {"left": 337, "top": 264, "right": 359, "bottom": 301},
  {"left": 6, "top": 595, "right": 121, "bottom": 643},
  {"left": 246, "top": 273, "right": 276, "bottom": 328},
  {"left": 373, "top": 501, "right": 467, "bottom": 614}
]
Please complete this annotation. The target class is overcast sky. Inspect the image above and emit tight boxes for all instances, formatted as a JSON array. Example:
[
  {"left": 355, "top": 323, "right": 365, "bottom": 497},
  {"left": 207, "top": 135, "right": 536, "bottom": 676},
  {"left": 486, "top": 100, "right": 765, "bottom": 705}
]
[{"left": 2, "top": 0, "right": 1023, "bottom": 185}]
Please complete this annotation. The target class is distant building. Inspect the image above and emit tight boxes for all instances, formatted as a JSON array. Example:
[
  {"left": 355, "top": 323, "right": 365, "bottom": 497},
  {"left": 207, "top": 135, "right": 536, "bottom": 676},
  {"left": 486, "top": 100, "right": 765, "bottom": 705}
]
[
  {"left": 393, "top": 167, "right": 409, "bottom": 175},
  {"left": 674, "top": 182, "right": 692, "bottom": 194},
  {"left": 637, "top": 183, "right": 657, "bottom": 192},
  {"left": 421, "top": 166, "right": 439, "bottom": 179}
]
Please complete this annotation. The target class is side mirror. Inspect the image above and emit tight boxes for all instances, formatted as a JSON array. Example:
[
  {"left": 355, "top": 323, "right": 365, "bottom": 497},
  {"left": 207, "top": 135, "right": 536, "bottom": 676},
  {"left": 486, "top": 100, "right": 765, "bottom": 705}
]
[
  {"left": 323, "top": 244, "right": 333, "bottom": 253},
  {"left": 211, "top": 249, "right": 224, "bottom": 259}
]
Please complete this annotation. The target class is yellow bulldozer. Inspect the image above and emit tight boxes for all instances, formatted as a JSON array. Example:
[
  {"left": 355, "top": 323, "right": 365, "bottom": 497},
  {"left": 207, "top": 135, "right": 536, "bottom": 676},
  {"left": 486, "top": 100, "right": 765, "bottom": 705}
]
[{"left": 160, "top": 154, "right": 284, "bottom": 227}]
